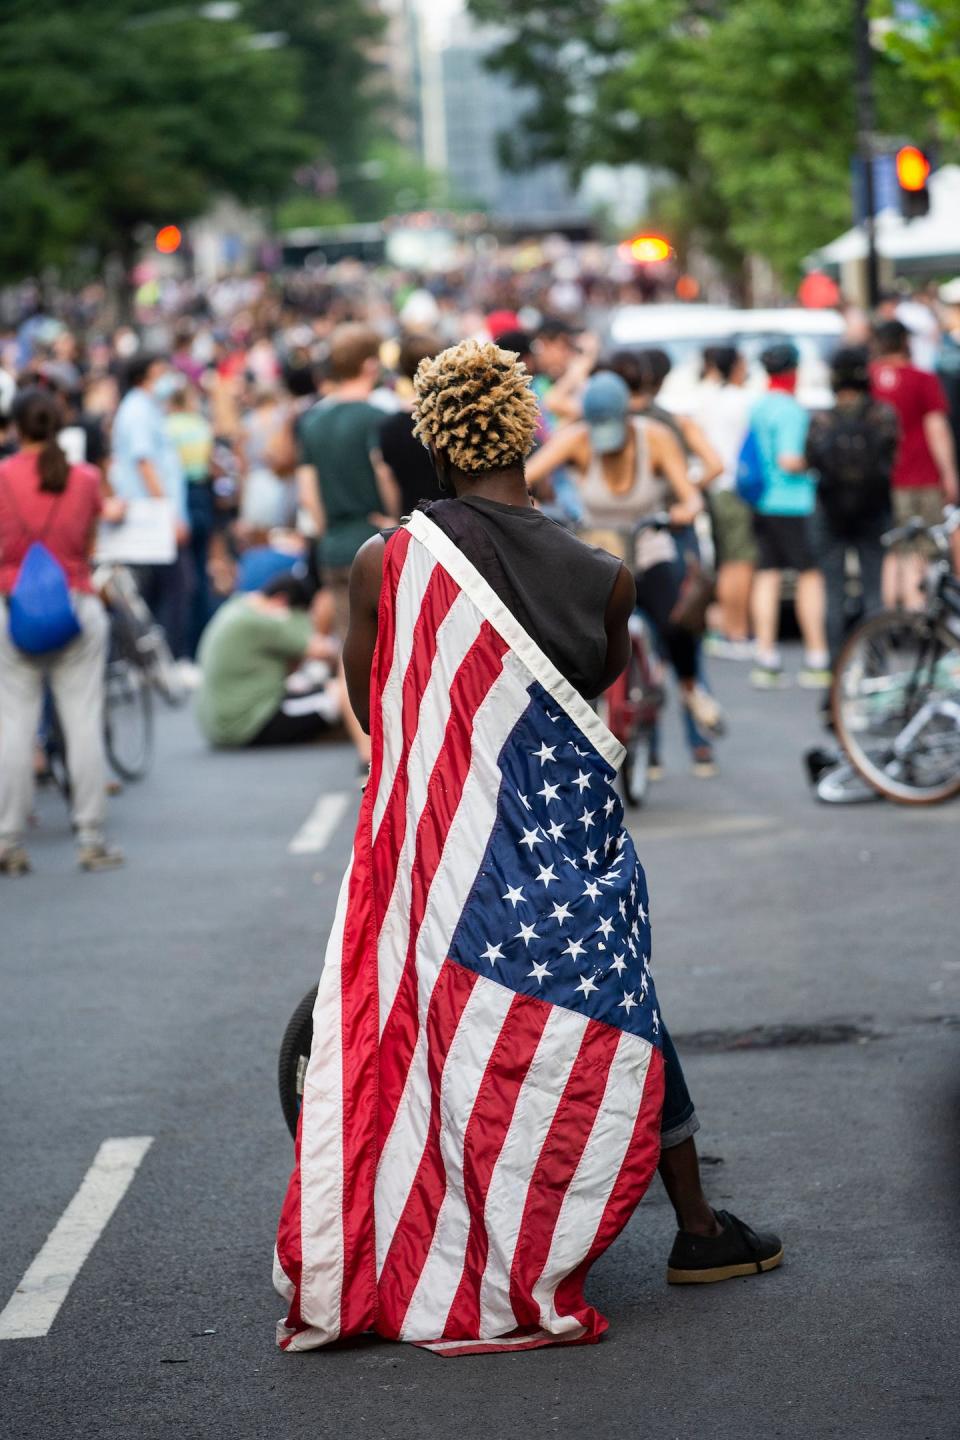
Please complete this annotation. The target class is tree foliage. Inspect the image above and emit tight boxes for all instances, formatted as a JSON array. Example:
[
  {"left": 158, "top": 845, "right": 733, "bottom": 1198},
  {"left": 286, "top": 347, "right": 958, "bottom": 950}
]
[
  {"left": 0, "top": 0, "right": 308, "bottom": 281},
  {"left": 467, "top": 0, "right": 931, "bottom": 280},
  {"left": 878, "top": 0, "right": 960, "bottom": 139}
]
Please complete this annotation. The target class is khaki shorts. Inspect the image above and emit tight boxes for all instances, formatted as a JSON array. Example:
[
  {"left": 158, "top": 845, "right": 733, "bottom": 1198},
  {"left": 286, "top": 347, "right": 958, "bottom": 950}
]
[
  {"left": 892, "top": 486, "right": 945, "bottom": 555},
  {"left": 710, "top": 490, "right": 758, "bottom": 567}
]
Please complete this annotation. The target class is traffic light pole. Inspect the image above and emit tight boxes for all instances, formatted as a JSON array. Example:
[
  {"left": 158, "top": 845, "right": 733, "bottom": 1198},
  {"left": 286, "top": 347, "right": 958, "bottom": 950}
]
[{"left": 854, "top": 0, "right": 880, "bottom": 308}]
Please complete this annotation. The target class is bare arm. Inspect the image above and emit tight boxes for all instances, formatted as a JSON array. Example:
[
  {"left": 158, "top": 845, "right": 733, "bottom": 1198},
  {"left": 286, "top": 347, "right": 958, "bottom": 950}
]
[
  {"left": 542, "top": 334, "right": 601, "bottom": 423},
  {"left": 342, "top": 534, "right": 386, "bottom": 733},
  {"left": 778, "top": 453, "right": 807, "bottom": 474},
  {"left": 923, "top": 411, "right": 959, "bottom": 504},
  {"left": 371, "top": 448, "right": 402, "bottom": 526},
  {"left": 296, "top": 464, "right": 325, "bottom": 537},
  {"left": 677, "top": 415, "right": 724, "bottom": 489},
  {"left": 597, "top": 563, "right": 637, "bottom": 693},
  {"left": 136, "top": 457, "right": 166, "bottom": 499},
  {"left": 646, "top": 420, "right": 703, "bottom": 525},
  {"left": 523, "top": 423, "right": 590, "bottom": 491}
]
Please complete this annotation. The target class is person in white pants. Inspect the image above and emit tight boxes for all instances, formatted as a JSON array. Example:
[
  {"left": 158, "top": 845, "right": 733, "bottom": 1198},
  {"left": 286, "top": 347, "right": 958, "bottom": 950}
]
[{"left": 0, "top": 386, "right": 123, "bottom": 874}]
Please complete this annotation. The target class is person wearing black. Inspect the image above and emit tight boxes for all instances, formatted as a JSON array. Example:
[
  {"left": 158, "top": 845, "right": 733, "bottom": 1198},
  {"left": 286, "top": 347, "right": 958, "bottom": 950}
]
[
  {"left": 806, "top": 347, "right": 899, "bottom": 666},
  {"left": 378, "top": 334, "right": 445, "bottom": 514}
]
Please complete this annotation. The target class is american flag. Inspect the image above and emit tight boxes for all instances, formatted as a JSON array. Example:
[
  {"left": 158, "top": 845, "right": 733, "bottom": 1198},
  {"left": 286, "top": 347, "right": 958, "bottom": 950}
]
[{"left": 274, "top": 510, "right": 664, "bottom": 1356}]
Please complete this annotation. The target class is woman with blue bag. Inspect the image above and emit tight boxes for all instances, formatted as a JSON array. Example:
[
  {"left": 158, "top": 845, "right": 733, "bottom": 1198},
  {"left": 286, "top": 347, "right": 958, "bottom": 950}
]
[{"left": 0, "top": 387, "right": 123, "bottom": 874}]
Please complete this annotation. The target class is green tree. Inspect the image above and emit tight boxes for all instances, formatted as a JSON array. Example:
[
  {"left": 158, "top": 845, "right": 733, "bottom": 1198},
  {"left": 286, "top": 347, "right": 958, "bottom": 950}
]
[
  {"left": 0, "top": 0, "right": 307, "bottom": 282},
  {"left": 467, "top": 0, "right": 930, "bottom": 282},
  {"left": 878, "top": 1, "right": 960, "bottom": 138}
]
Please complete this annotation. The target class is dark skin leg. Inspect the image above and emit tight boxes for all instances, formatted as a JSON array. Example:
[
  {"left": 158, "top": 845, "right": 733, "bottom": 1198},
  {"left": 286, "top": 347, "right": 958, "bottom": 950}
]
[{"left": 659, "top": 1138, "right": 723, "bottom": 1236}]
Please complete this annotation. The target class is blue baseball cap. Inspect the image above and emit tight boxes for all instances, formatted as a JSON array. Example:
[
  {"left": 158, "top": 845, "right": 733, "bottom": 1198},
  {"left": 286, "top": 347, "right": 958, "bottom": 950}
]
[{"left": 582, "top": 370, "right": 630, "bottom": 454}]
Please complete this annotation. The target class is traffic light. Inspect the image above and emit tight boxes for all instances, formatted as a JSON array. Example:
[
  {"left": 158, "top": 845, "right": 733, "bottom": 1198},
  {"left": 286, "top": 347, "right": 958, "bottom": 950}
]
[
  {"left": 155, "top": 225, "right": 183, "bottom": 255},
  {"left": 895, "top": 146, "right": 931, "bottom": 220}
]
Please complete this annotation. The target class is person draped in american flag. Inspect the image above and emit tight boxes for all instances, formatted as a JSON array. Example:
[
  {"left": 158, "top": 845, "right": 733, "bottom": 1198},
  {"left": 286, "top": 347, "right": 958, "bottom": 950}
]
[{"left": 274, "top": 340, "right": 782, "bottom": 1357}]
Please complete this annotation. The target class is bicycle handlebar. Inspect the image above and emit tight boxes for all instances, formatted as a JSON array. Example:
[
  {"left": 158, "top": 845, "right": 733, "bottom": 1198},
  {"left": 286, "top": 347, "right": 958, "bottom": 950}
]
[{"left": 881, "top": 505, "right": 960, "bottom": 553}]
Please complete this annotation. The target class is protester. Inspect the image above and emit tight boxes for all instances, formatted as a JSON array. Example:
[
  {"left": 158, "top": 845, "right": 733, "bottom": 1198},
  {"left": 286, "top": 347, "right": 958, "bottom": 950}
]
[
  {"left": 871, "top": 320, "right": 959, "bottom": 609},
  {"left": 276, "top": 339, "right": 780, "bottom": 1352},
  {"left": 693, "top": 346, "right": 755, "bottom": 656},
  {"left": 195, "top": 573, "right": 340, "bottom": 747},
  {"left": 378, "top": 334, "right": 445, "bottom": 514},
  {"left": 0, "top": 388, "right": 122, "bottom": 873},
  {"left": 297, "top": 323, "right": 400, "bottom": 639},
  {"left": 526, "top": 369, "right": 726, "bottom": 743},
  {"left": 111, "top": 352, "right": 192, "bottom": 660},
  {"left": 166, "top": 380, "right": 214, "bottom": 658},
  {"left": 806, "top": 347, "right": 898, "bottom": 667},
  {"left": 748, "top": 343, "right": 830, "bottom": 689}
]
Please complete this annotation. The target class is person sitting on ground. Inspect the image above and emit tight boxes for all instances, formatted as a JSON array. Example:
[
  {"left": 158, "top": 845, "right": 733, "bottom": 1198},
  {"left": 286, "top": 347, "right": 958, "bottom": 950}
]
[{"left": 195, "top": 573, "right": 340, "bottom": 748}]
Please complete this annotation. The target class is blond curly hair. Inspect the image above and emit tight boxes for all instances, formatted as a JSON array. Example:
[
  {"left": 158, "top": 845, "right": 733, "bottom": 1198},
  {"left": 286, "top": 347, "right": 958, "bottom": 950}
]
[{"left": 412, "top": 340, "right": 540, "bottom": 474}]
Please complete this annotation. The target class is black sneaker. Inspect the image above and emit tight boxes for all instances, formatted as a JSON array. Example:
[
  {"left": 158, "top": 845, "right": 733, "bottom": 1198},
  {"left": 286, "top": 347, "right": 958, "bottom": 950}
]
[{"left": 667, "top": 1209, "right": 783, "bottom": 1285}]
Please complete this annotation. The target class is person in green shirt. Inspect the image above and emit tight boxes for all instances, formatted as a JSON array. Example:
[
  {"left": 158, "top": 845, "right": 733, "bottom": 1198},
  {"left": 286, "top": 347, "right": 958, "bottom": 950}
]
[
  {"left": 195, "top": 574, "right": 340, "bottom": 747},
  {"left": 296, "top": 324, "right": 400, "bottom": 639}
]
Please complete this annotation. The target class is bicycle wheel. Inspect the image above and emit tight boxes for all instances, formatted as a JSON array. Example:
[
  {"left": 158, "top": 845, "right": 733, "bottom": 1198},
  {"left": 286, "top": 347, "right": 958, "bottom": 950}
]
[
  {"left": 104, "top": 658, "right": 154, "bottom": 781},
  {"left": 278, "top": 985, "right": 318, "bottom": 1139},
  {"left": 139, "top": 626, "right": 187, "bottom": 708},
  {"left": 833, "top": 610, "right": 960, "bottom": 805}
]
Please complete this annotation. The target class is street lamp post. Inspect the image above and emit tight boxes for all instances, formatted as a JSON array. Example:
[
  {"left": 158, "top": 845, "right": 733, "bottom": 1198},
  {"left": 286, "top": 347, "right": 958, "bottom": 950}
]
[{"left": 854, "top": 0, "right": 881, "bottom": 309}]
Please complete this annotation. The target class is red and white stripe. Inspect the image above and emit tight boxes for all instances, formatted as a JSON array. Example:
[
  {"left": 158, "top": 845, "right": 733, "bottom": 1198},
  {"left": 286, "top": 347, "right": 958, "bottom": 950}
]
[{"left": 275, "top": 515, "right": 663, "bottom": 1355}]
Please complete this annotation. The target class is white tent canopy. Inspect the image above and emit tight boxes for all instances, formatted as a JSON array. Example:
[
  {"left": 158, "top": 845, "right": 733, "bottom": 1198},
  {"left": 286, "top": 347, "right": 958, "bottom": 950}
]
[{"left": 811, "top": 164, "right": 960, "bottom": 269}]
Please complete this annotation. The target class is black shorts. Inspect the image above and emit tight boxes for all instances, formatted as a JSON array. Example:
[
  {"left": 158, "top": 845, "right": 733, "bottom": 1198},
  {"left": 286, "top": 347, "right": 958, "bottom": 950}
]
[{"left": 752, "top": 513, "right": 816, "bottom": 573}]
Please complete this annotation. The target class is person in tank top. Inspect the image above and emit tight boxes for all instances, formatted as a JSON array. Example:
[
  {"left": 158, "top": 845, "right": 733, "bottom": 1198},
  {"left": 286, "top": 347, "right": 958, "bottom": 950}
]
[
  {"left": 343, "top": 340, "right": 782, "bottom": 1291},
  {"left": 525, "top": 370, "right": 725, "bottom": 741}
]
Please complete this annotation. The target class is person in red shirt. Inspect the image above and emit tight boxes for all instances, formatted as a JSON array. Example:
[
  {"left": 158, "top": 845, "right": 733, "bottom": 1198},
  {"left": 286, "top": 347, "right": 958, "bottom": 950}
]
[
  {"left": 0, "top": 387, "right": 123, "bottom": 874},
  {"left": 870, "top": 320, "right": 959, "bottom": 607}
]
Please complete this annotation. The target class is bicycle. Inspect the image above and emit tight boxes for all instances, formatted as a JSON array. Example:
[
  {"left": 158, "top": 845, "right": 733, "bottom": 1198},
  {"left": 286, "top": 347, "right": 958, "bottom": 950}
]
[
  {"left": 92, "top": 562, "right": 187, "bottom": 709},
  {"left": 831, "top": 507, "right": 960, "bottom": 805},
  {"left": 41, "top": 591, "right": 154, "bottom": 793}
]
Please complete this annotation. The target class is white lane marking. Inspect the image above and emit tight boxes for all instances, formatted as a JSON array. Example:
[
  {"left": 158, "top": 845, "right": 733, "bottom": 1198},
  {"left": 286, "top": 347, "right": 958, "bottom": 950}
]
[
  {"left": 288, "top": 791, "right": 353, "bottom": 855},
  {"left": 0, "top": 1136, "right": 153, "bottom": 1341}
]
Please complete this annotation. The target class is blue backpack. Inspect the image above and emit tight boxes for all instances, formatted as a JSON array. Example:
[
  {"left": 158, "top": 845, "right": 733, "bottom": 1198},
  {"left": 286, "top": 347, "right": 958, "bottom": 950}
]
[
  {"left": 5, "top": 489, "right": 82, "bottom": 655},
  {"left": 735, "top": 429, "right": 767, "bottom": 508}
]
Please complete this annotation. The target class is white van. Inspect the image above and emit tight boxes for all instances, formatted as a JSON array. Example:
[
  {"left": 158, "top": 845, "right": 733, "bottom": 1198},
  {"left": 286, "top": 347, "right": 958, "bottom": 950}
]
[{"left": 606, "top": 305, "right": 844, "bottom": 412}]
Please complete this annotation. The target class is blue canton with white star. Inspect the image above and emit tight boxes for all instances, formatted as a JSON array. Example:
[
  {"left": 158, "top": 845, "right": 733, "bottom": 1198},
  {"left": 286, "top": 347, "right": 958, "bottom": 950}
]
[{"left": 447, "top": 683, "right": 661, "bottom": 1047}]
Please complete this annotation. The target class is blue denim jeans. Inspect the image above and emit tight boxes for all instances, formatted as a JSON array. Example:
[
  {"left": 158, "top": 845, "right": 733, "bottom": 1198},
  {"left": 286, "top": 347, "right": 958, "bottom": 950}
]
[{"left": 660, "top": 1023, "right": 700, "bottom": 1149}]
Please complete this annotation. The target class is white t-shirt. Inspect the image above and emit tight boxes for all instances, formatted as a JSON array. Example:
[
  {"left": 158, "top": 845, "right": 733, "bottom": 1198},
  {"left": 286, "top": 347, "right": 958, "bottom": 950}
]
[{"left": 692, "top": 380, "right": 752, "bottom": 493}]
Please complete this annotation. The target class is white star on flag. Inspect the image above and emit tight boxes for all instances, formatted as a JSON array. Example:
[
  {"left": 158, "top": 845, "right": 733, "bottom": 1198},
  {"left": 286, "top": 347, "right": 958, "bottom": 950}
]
[
  {"left": 582, "top": 847, "right": 598, "bottom": 870},
  {"left": 480, "top": 942, "right": 504, "bottom": 967},
  {"left": 528, "top": 959, "right": 551, "bottom": 983},
  {"left": 514, "top": 921, "right": 539, "bottom": 947},
  {"left": 638, "top": 901, "right": 648, "bottom": 923},
  {"left": 603, "top": 796, "right": 616, "bottom": 817},
  {"left": 610, "top": 952, "right": 627, "bottom": 975},
  {"left": 651, "top": 1009, "right": 660, "bottom": 1034},
  {"left": 577, "top": 808, "right": 596, "bottom": 830},
  {"left": 576, "top": 974, "right": 598, "bottom": 998},
  {"left": 502, "top": 885, "right": 525, "bottom": 908},
  {"left": 549, "top": 900, "right": 573, "bottom": 926},
  {"left": 572, "top": 770, "right": 591, "bottom": 793},
  {"left": 520, "top": 827, "right": 544, "bottom": 851},
  {"left": 533, "top": 742, "right": 557, "bottom": 764},
  {"left": 583, "top": 879, "right": 601, "bottom": 901},
  {"left": 597, "top": 915, "right": 614, "bottom": 939},
  {"left": 562, "top": 937, "right": 587, "bottom": 961},
  {"left": 537, "top": 781, "right": 561, "bottom": 805},
  {"left": 517, "top": 791, "right": 532, "bottom": 811},
  {"left": 618, "top": 991, "right": 638, "bottom": 1014},
  {"left": 535, "top": 863, "right": 558, "bottom": 888},
  {"left": 546, "top": 820, "right": 566, "bottom": 842}
]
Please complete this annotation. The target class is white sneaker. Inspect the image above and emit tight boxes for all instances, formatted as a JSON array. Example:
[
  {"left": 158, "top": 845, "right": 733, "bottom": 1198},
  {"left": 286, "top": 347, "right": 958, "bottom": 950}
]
[{"left": 684, "top": 686, "right": 726, "bottom": 736}]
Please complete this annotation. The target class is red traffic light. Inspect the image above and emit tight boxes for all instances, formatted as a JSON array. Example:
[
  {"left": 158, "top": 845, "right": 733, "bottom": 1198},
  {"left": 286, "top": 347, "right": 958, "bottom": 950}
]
[
  {"left": 895, "top": 146, "right": 930, "bottom": 193},
  {"left": 155, "top": 225, "right": 182, "bottom": 255}
]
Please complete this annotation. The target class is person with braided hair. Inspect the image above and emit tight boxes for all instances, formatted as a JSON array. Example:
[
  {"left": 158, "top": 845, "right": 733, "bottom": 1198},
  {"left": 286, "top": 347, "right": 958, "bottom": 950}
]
[{"left": 339, "top": 340, "right": 782, "bottom": 1298}]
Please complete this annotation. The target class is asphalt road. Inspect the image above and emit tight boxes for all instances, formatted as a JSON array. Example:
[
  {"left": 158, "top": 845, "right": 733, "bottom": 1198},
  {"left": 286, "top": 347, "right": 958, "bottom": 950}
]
[{"left": 2, "top": 651, "right": 959, "bottom": 1440}]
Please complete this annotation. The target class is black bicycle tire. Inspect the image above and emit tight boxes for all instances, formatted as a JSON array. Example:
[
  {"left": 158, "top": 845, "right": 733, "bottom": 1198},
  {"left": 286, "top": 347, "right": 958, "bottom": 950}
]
[
  {"left": 279, "top": 985, "right": 319, "bottom": 1139},
  {"left": 104, "top": 660, "right": 154, "bottom": 781},
  {"left": 832, "top": 609, "right": 960, "bottom": 806},
  {"left": 623, "top": 731, "right": 652, "bottom": 807}
]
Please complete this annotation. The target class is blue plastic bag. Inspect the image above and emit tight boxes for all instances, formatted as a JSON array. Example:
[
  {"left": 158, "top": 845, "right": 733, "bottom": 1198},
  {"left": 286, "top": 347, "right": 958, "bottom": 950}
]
[
  {"left": 8, "top": 541, "right": 82, "bottom": 654},
  {"left": 735, "top": 429, "right": 767, "bottom": 508}
]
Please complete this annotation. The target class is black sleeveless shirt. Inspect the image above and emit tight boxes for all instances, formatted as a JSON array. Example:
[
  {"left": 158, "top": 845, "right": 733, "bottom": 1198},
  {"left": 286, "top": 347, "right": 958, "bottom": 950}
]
[{"left": 418, "top": 495, "right": 621, "bottom": 700}]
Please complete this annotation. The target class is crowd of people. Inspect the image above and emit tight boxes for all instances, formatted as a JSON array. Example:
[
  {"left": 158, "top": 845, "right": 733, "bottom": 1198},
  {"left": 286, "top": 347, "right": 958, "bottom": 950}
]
[{"left": 1, "top": 262, "right": 959, "bottom": 873}]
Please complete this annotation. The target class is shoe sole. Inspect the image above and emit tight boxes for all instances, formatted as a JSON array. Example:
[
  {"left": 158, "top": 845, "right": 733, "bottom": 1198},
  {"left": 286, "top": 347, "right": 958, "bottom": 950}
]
[{"left": 667, "top": 1247, "right": 784, "bottom": 1284}]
